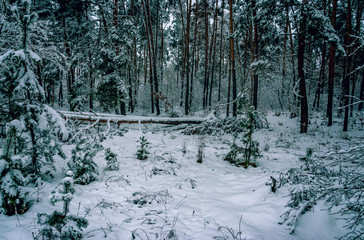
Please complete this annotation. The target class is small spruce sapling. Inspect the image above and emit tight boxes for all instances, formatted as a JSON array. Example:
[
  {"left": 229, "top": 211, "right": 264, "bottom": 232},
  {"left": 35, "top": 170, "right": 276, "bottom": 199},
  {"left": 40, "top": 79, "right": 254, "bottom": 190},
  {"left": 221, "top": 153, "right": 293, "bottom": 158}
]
[
  {"left": 37, "top": 171, "right": 88, "bottom": 240},
  {"left": 136, "top": 136, "right": 150, "bottom": 160},
  {"left": 104, "top": 148, "right": 120, "bottom": 171},
  {"left": 224, "top": 134, "right": 241, "bottom": 164},
  {"left": 241, "top": 107, "right": 260, "bottom": 167},
  {"left": 224, "top": 107, "right": 261, "bottom": 168},
  {"left": 67, "top": 138, "right": 103, "bottom": 185}
]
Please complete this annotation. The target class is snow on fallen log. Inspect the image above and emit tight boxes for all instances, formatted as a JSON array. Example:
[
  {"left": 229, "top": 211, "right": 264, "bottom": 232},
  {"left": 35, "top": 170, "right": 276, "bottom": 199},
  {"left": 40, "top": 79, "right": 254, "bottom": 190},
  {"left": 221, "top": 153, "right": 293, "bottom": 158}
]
[{"left": 58, "top": 110, "right": 205, "bottom": 125}]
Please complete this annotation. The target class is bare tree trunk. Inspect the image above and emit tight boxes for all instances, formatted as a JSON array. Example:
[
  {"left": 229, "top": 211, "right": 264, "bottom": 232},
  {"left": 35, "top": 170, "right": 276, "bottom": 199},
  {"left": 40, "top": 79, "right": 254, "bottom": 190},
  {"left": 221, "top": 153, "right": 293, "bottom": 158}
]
[
  {"left": 218, "top": 0, "right": 225, "bottom": 103},
  {"left": 287, "top": 15, "right": 297, "bottom": 111},
  {"left": 243, "top": 29, "right": 249, "bottom": 96},
  {"left": 58, "top": 72, "right": 64, "bottom": 107},
  {"left": 184, "top": 0, "right": 193, "bottom": 115},
  {"left": 128, "top": 53, "right": 134, "bottom": 112},
  {"left": 141, "top": 0, "right": 154, "bottom": 113},
  {"left": 343, "top": 0, "right": 352, "bottom": 132},
  {"left": 208, "top": 0, "right": 219, "bottom": 109},
  {"left": 280, "top": 4, "right": 289, "bottom": 110},
  {"left": 153, "top": 0, "right": 160, "bottom": 115},
  {"left": 229, "top": 0, "right": 237, "bottom": 117},
  {"left": 327, "top": 0, "right": 337, "bottom": 126},
  {"left": 252, "top": 0, "right": 258, "bottom": 110},
  {"left": 190, "top": 0, "right": 199, "bottom": 111},
  {"left": 298, "top": 0, "right": 309, "bottom": 133},
  {"left": 226, "top": 50, "right": 231, "bottom": 117},
  {"left": 89, "top": 57, "right": 94, "bottom": 110},
  {"left": 203, "top": 0, "right": 209, "bottom": 109}
]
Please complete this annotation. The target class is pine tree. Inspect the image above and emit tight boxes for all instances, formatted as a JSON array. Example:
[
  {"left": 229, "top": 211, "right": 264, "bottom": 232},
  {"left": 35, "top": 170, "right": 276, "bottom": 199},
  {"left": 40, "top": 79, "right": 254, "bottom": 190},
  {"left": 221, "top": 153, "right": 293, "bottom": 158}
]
[
  {"left": 224, "top": 134, "right": 240, "bottom": 164},
  {"left": 67, "top": 138, "right": 103, "bottom": 185},
  {"left": 105, "top": 148, "right": 120, "bottom": 171},
  {"left": 136, "top": 136, "right": 150, "bottom": 160},
  {"left": 224, "top": 107, "right": 260, "bottom": 168},
  {"left": 37, "top": 171, "right": 88, "bottom": 240},
  {"left": 0, "top": 0, "right": 67, "bottom": 216},
  {"left": 0, "top": 126, "right": 31, "bottom": 215},
  {"left": 240, "top": 107, "right": 260, "bottom": 167}
]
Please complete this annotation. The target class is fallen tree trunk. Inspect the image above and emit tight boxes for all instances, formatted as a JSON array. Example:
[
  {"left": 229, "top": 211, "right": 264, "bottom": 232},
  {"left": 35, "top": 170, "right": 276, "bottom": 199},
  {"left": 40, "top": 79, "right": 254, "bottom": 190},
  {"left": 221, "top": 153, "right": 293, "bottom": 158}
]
[{"left": 58, "top": 111, "right": 205, "bottom": 125}]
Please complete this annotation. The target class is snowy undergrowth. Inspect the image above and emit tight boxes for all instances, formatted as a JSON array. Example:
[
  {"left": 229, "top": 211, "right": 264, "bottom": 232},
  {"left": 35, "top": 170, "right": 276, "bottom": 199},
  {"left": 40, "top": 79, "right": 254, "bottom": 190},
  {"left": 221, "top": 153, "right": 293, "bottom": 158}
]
[{"left": 0, "top": 112, "right": 362, "bottom": 240}]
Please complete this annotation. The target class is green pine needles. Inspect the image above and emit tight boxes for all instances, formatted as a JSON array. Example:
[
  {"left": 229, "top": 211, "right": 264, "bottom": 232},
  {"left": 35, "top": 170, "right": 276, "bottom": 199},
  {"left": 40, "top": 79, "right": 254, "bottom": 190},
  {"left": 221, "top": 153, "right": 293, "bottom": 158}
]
[
  {"left": 105, "top": 148, "right": 120, "bottom": 171},
  {"left": 137, "top": 136, "right": 150, "bottom": 160},
  {"left": 224, "top": 107, "right": 261, "bottom": 168},
  {"left": 67, "top": 138, "right": 103, "bottom": 185},
  {"left": 36, "top": 171, "right": 88, "bottom": 240}
]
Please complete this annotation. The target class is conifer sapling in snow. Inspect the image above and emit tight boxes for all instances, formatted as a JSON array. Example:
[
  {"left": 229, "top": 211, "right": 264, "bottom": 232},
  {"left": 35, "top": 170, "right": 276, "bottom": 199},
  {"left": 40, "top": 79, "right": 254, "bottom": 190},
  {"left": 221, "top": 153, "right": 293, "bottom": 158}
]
[
  {"left": 241, "top": 107, "right": 260, "bottom": 167},
  {"left": 224, "top": 107, "right": 261, "bottom": 168},
  {"left": 105, "top": 148, "right": 120, "bottom": 171},
  {"left": 224, "top": 134, "right": 240, "bottom": 164},
  {"left": 0, "top": 123, "right": 31, "bottom": 215},
  {"left": 0, "top": 0, "right": 67, "bottom": 216},
  {"left": 37, "top": 171, "right": 88, "bottom": 240},
  {"left": 137, "top": 136, "right": 150, "bottom": 160},
  {"left": 67, "top": 138, "right": 103, "bottom": 185}
]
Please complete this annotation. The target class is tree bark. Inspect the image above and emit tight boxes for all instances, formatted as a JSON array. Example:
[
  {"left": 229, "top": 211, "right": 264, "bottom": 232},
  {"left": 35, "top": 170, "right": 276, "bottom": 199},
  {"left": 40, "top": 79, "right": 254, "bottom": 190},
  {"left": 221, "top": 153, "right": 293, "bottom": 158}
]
[
  {"left": 203, "top": 0, "right": 209, "bottom": 109},
  {"left": 218, "top": 0, "right": 225, "bottom": 103},
  {"left": 327, "top": 0, "right": 337, "bottom": 126},
  {"left": 208, "top": 0, "right": 219, "bottom": 109},
  {"left": 226, "top": 50, "right": 231, "bottom": 117},
  {"left": 190, "top": 0, "right": 199, "bottom": 111},
  {"left": 298, "top": 0, "right": 309, "bottom": 133},
  {"left": 342, "top": 0, "right": 352, "bottom": 132},
  {"left": 184, "top": 0, "right": 193, "bottom": 115},
  {"left": 287, "top": 14, "right": 297, "bottom": 111},
  {"left": 229, "top": 0, "right": 237, "bottom": 116},
  {"left": 252, "top": 0, "right": 259, "bottom": 110}
]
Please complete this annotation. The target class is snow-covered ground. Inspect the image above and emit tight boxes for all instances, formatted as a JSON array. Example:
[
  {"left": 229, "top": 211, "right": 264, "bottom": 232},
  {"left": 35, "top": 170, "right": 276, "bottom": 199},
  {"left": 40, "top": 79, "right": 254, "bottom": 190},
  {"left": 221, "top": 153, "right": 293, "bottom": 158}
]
[{"left": 0, "top": 112, "right": 362, "bottom": 240}]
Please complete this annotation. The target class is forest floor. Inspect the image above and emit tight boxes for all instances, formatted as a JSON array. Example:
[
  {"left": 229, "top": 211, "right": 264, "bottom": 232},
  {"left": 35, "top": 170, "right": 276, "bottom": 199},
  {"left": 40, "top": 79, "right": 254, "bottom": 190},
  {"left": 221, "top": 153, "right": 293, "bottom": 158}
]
[{"left": 0, "top": 111, "right": 363, "bottom": 240}]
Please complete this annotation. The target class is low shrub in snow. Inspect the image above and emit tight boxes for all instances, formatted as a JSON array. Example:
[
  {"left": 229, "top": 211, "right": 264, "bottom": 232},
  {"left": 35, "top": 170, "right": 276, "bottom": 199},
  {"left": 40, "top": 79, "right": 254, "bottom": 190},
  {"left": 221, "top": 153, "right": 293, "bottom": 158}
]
[
  {"left": 128, "top": 189, "right": 173, "bottom": 207},
  {"left": 182, "top": 111, "right": 268, "bottom": 136},
  {"left": 275, "top": 143, "right": 364, "bottom": 239},
  {"left": 131, "top": 212, "right": 178, "bottom": 240}
]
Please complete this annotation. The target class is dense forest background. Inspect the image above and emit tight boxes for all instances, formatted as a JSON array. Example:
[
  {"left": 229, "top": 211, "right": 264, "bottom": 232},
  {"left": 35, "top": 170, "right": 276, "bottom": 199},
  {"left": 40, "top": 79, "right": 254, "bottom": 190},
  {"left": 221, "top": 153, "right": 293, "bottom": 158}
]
[{"left": 1, "top": 0, "right": 363, "bottom": 133}]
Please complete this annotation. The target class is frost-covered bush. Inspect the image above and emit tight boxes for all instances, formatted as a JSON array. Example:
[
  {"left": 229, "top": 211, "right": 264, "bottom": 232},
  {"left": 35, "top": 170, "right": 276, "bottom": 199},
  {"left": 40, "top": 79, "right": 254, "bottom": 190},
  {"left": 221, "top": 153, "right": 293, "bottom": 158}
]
[
  {"left": 277, "top": 142, "right": 364, "bottom": 238},
  {"left": 104, "top": 148, "right": 120, "bottom": 171},
  {"left": 68, "top": 138, "right": 103, "bottom": 185},
  {"left": 128, "top": 189, "right": 173, "bottom": 207},
  {"left": 36, "top": 171, "right": 88, "bottom": 240},
  {"left": 137, "top": 136, "right": 150, "bottom": 160},
  {"left": 183, "top": 111, "right": 268, "bottom": 136}
]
